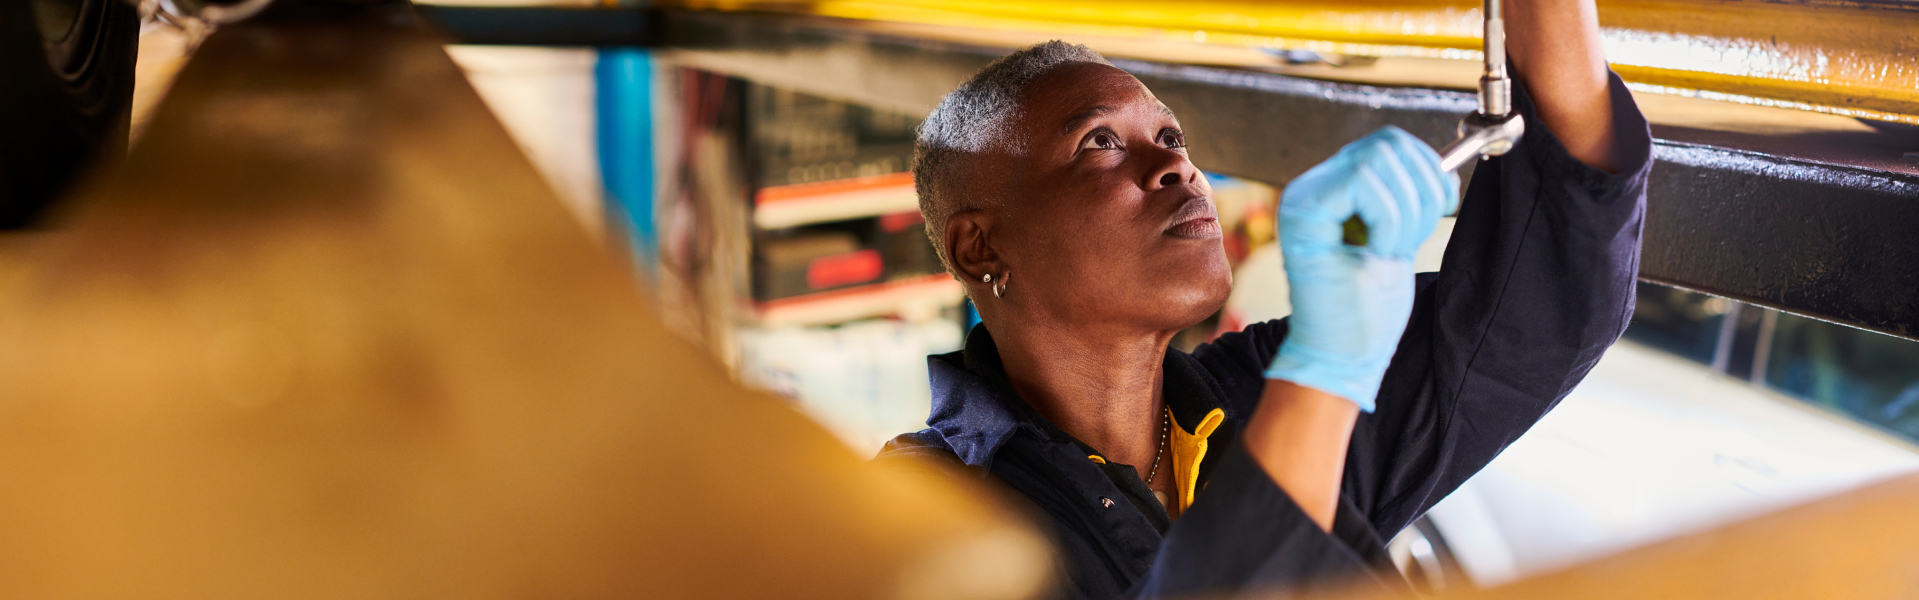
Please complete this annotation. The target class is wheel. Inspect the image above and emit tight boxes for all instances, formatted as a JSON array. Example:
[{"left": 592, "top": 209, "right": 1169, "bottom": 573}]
[
  {"left": 0, "top": 0, "right": 139, "bottom": 229},
  {"left": 1387, "top": 514, "right": 1469, "bottom": 593}
]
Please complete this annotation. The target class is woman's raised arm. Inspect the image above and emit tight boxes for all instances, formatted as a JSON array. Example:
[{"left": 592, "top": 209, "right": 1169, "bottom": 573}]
[
  {"left": 1507, "top": 0, "right": 1620, "bottom": 172},
  {"left": 1246, "top": 126, "right": 1459, "bottom": 531}
]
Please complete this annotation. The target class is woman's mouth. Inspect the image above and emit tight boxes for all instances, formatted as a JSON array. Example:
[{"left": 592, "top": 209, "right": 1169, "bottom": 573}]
[
  {"left": 1167, "top": 217, "right": 1221, "bottom": 238},
  {"left": 1165, "top": 198, "right": 1222, "bottom": 239}
]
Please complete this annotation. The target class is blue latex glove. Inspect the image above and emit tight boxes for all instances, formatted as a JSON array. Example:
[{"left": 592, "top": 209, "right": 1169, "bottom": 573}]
[{"left": 1264, "top": 126, "right": 1459, "bottom": 411}]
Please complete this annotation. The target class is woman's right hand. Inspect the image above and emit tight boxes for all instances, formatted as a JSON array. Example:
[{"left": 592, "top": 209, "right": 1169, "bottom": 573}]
[{"left": 1262, "top": 126, "right": 1457, "bottom": 411}]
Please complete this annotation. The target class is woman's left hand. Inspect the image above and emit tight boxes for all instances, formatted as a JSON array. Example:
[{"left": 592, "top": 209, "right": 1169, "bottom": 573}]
[{"left": 1263, "top": 126, "right": 1457, "bottom": 411}]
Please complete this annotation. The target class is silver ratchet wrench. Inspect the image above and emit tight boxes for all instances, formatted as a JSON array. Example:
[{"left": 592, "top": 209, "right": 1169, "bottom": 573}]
[{"left": 1342, "top": 0, "right": 1525, "bottom": 246}]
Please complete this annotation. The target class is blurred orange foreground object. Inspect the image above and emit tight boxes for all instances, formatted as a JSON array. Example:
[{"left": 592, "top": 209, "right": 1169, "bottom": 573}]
[
  {"left": 0, "top": 2, "right": 1049, "bottom": 599},
  {"left": 1286, "top": 471, "right": 1919, "bottom": 600}
]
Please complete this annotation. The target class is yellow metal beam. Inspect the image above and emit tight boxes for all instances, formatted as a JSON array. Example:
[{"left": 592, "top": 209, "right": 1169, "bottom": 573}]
[{"left": 668, "top": 0, "right": 1919, "bottom": 125}]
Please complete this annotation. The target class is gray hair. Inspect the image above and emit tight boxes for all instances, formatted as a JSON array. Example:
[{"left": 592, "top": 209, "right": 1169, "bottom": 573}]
[{"left": 914, "top": 41, "right": 1112, "bottom": 271}]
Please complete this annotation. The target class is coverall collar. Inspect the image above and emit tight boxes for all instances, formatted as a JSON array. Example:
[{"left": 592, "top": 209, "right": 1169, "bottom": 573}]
[{"left": 925, "top": 324, "right": 1231, "bottom": 472}]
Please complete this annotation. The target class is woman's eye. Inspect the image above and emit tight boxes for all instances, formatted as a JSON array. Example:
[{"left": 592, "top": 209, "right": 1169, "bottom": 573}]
[
  {"left": 1080, "top": 130, "right": 1120, "bottom": 150},
  {"left": 1159, "top": 129, "right": 1187, "bottom": 149}
]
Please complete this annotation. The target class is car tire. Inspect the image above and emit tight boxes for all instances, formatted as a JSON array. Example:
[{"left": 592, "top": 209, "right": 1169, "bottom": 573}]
[{"left": 1, "top": 0, "right": 140, "bottom": 229}]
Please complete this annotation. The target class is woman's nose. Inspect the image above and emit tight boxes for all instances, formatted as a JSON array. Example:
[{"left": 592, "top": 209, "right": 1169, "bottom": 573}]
[{"left": 1145, "top": 149, "right": 1197, "bottom": 189}]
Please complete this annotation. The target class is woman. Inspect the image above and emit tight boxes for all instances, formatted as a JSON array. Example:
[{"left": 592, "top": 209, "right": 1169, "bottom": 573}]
[{"left": 878, "top": 0, "right": 1652, "bottom": 596}]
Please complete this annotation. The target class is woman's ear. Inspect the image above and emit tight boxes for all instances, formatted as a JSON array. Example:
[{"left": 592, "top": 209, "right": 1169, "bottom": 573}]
[{"left": 945, "top": 208, "right": 1000, "bottom": 284}]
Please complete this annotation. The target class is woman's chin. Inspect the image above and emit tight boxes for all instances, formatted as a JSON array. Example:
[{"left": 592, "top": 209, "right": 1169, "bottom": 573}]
[
  {"left": 1158, "top": 273, "right": 1233, "bottom": 328},
  {"left": 1169, "top": 253, "right": 1233, "bottom": 305}
]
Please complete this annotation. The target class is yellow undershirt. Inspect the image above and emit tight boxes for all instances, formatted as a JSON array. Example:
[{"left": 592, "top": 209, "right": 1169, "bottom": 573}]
[
  {"left": 1087, "top": 407, "right": 1227, "bottom": 516},
  {"left": 1169, "top": 407, "right": 1227, "bottom": 514}
]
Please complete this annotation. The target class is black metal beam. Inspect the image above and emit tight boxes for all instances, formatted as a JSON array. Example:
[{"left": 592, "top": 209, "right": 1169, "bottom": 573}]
[
  {"left": 1118, "top": 55, "right": 1919, "bottom": 339},
  {"left": 1641, "top": 144, "right": 1919, "bottom": 339},
  {"left": 1114, "top": 59, "right": 1484, "bottom": 191}
]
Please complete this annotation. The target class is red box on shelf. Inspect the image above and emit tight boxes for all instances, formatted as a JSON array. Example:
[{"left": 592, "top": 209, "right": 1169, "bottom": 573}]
[{"left": 806, "top": 249, "right": 883, "bottom": 290}]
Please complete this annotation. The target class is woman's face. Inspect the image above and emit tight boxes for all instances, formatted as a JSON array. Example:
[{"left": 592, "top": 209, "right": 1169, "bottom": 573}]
[{"left": 981, "top": 62, "right": 1231, "bottom": 334}]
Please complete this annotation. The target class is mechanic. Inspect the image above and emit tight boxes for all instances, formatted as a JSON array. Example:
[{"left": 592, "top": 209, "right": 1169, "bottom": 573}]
[{"left": 875, "top": 0, "right": 1652, "bottom": 595}]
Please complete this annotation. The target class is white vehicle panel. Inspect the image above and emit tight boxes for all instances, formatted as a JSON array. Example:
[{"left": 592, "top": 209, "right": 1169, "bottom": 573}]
[{"left": 1428, "top": 341, "right": 1919, "bottom": 586}]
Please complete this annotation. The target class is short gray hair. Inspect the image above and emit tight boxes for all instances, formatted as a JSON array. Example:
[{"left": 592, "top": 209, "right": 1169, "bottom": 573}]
[{"left": 914, "top": 41, "right": 1111, "bottom": 271}]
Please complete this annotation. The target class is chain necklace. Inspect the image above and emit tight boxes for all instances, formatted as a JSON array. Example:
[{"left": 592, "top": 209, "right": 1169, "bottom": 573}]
[{"left": 1144, "top": 409, "right": 1170, "bottom": 485}]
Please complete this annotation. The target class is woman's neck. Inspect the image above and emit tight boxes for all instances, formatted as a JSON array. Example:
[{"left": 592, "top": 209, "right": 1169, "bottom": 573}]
[{"left": 992, "top": 320, "right": 1175, "bottom": 471}]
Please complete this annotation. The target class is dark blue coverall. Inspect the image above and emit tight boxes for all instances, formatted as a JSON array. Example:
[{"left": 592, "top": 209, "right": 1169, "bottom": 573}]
[{"left": 876, "top": 72, "right": 1655, "bottom": 600}]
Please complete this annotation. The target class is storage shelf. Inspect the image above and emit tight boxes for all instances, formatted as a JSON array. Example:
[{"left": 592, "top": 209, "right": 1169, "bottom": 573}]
[
  {"left": 754, "top": 274, "right": 962, "bottom": 328},
  {"left": 753, "top": 172, "right": 918, "bottom": 230}
]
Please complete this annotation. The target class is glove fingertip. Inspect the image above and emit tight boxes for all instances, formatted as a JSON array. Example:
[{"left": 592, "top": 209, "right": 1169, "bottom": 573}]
[{"left": 1370, "top": 124, "right": 1414, "bottom": 142}]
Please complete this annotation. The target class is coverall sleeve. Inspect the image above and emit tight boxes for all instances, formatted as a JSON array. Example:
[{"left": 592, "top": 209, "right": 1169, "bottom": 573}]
[{"left": 1343, "top": 71, "right": 1654, "bottom": 535}]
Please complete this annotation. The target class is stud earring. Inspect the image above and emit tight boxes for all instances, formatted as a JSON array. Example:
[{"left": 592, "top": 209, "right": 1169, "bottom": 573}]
[{"left": 982, "top": 273, "right": 992, "bottom": 284}]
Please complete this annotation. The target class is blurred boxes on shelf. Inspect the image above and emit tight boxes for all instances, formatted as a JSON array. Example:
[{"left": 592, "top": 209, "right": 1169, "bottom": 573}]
[
  {"left": 634, "top": 74, "right": 966, "bottom": 451},
  {"left": 747, "top": 86, "right": 916, "bottom": 190},
  {"left": 732, "top": 83, "right": 965, "bottom": 450},
  {"left": 749, "top": 177, "right": 945, "bottom": 304},
  {"left": 742, "top": 84, "right": 958, "bottom": 329}
]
